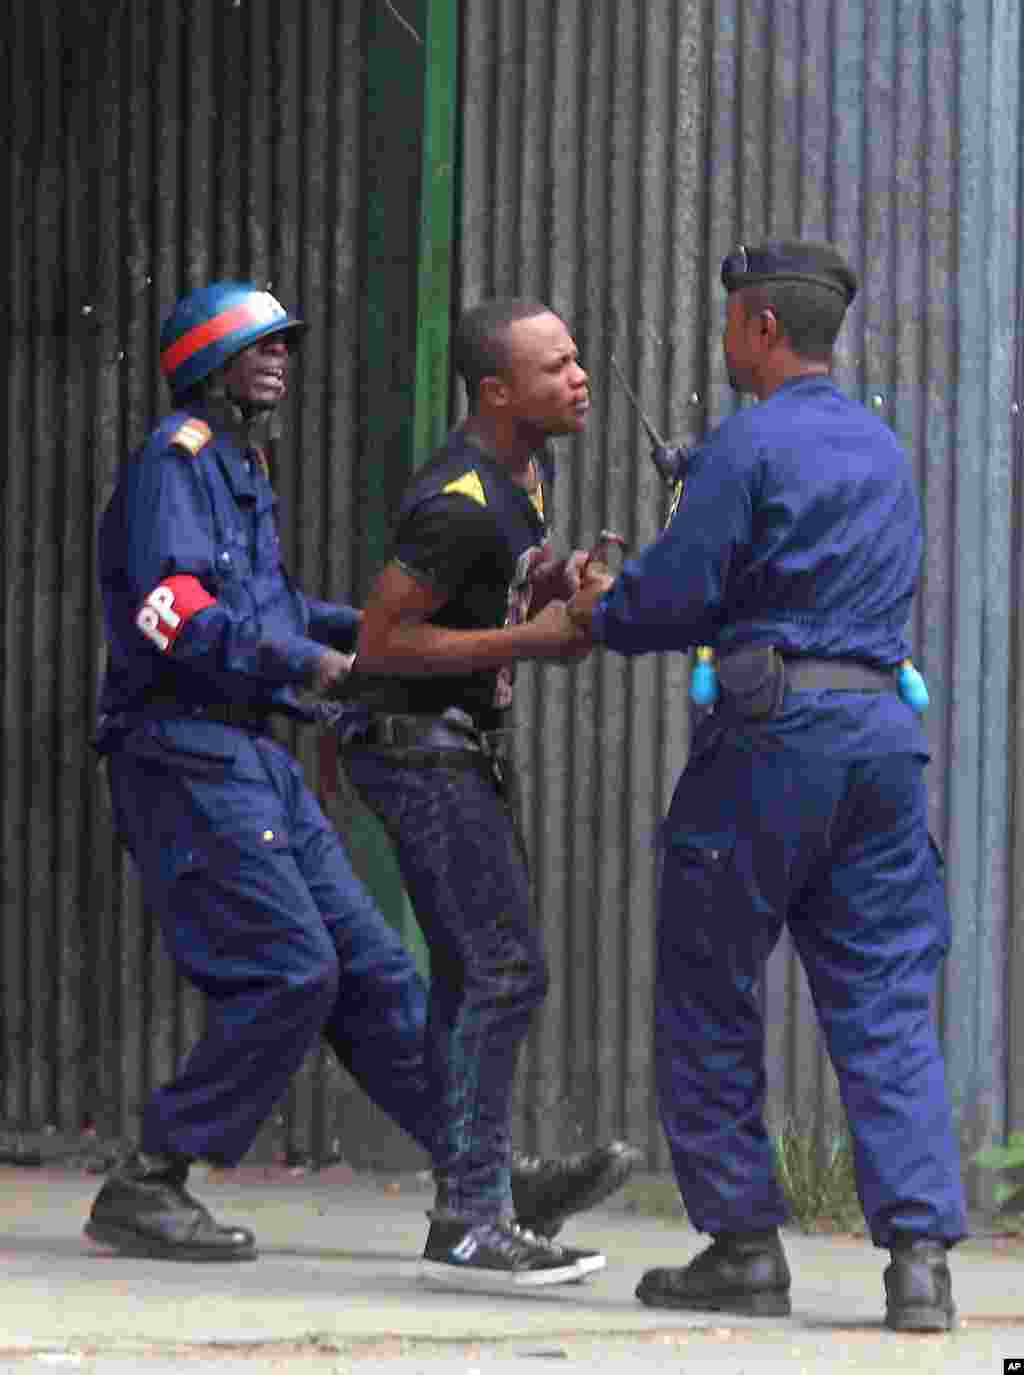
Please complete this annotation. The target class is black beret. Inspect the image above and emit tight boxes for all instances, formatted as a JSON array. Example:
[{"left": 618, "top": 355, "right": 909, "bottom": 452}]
[{"left": 721, "top": 240, "right": 858, "bottom": 305}]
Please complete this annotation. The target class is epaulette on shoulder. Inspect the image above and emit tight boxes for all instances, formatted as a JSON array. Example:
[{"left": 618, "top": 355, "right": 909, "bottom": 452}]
[{"left": 168, "top": 417, "right": 213, "bottom": 458}]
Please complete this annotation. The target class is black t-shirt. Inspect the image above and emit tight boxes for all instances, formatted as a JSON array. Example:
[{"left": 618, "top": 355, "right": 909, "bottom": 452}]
[{"left": 353, "top": 429, "right": 550, "bottom": 730}]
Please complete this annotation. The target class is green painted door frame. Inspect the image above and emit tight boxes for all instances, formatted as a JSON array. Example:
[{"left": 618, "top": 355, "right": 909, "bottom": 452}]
[{"left": 352, "top": 1, "right": 459, "bottom": 976}]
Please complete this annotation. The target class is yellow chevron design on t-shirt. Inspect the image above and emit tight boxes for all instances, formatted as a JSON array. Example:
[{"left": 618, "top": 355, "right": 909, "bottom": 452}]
[
  {"left": 442, "top": 470, "right": 487, "bottom": 507},
  {"left": 526, "top": 459, "right": 544, "bottom": 519}
]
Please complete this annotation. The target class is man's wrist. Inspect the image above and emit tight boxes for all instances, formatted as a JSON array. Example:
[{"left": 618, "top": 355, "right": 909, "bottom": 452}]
[{"left": 566, "top": 600, "right": 594, "bottom": 631}]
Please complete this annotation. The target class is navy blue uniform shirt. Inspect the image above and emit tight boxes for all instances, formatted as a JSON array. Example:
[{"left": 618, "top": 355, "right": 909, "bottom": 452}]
[
  {"left": 96, "top": 408, "right": 359, "bottom": 741},
  {"left": 592, "top": 376, "right": 928, "bottom": 758}
]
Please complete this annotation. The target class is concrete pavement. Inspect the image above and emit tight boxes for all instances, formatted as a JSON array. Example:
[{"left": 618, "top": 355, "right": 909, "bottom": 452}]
[{"left": 0, "top": 1164, "right": 1022, "bottom": 1373}]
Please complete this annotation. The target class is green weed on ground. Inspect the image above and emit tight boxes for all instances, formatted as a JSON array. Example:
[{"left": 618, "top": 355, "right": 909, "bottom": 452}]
[
  {"left": 621, "top": 1123, "right": 866, "bottom": 1234},
  {"left": 973, "top": 1131, "right": 1024, "bottom": 1231},
  {"left": 772, "top": 1120, "right": 865, "bottom": 1233}
]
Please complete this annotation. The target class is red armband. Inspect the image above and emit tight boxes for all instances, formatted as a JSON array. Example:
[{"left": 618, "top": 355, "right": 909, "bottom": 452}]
[{"left": 135, "top": 575, "right": 217, "bottom": 653}]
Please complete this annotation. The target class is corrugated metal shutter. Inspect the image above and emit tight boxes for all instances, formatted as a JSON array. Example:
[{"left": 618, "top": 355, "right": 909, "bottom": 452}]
[{"left": 3, "top": 1, "right": 1022, "bottom": 1201}]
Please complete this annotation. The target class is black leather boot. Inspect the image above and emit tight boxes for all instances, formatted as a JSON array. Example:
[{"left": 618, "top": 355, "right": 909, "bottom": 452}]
[
  {"left": 84, "top": 1150, "right": 257, "bottom": 1261},
  {"left": 884, "top": 1238, "right": 955, "bottom": 1331},
  {"left": 636, "top": 1229, "right": 791, "bottom": 1315}
]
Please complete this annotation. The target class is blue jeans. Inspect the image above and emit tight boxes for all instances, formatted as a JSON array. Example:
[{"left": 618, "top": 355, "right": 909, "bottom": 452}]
[
  {"left": 105, "top": 719, "right": 433, "bottom": 1165},
  {"left": 343, "top": 747, "right": 548, "bottom": 1222}
]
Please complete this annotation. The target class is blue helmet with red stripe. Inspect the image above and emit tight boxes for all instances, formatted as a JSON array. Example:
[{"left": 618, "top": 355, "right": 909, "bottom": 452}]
[{"left": 159, "top": 282, "right": 305, "bottom": 397}]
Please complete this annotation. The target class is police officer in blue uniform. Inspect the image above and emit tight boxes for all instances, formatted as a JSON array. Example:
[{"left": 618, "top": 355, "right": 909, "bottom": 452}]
[
  {"left": 561, "top": 243, "right": 967, "bottom": 1330},
  {"left": 85, "top": 282, "right": 635, "bottom": 1264}
]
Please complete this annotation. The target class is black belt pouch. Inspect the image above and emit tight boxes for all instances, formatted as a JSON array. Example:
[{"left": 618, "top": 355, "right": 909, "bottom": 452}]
[{"left": 717, "top": 645, "right": 787, "bottom": 720}]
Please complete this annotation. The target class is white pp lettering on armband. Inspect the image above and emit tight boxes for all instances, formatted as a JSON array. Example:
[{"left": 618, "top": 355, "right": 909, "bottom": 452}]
[{"left": 136, "top": 586, "right": 181, "bottom": 651}]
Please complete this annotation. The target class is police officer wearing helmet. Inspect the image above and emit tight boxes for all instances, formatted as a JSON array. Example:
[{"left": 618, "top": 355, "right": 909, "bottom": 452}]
[
  {"left": 559, "top": 242, "right": 967, "bottom": 1329},
  {"left": 87, "top": 282, "right": 637, "bottom": 1263}
]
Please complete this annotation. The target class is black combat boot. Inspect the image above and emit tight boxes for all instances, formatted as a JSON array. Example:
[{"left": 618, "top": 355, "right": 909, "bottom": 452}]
[
  {"left": 510, "top": 1140, "right": 642, "bottom": 1239},
  {"left": 636, "top": 1229, "right": 792, "bottom": 1315},
  {"left": 84, "top": 1150, "right": 257, "bottom": 1261},
  {"left": 883, "top": 1237, "right": 955, "bottom": 1331}
]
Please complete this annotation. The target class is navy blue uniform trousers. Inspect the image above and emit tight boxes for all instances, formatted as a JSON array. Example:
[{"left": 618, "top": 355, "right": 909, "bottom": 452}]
[
  {"left": 107, "top": 721, "right": 433, "bottom": 1166},
  {"left": 343, "top": 749, "right": 548, "bottom": 1222},
  {"left": 657, "top": 728, "right": 967, "bottom": 1248}
]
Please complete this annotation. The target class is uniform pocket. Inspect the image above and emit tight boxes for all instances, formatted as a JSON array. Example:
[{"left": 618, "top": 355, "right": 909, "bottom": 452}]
[
  {"left": 168, "top": 820, "right": 291, "bottom": 883},
  {"left": 666, "top": 829, "right": 735, "bottom": 872},
  {"left": 121, "top": 719, "right": 240, "bottom": 775},
  {"left": 660, "top": 826, "right": 737, "bottom": 965}
]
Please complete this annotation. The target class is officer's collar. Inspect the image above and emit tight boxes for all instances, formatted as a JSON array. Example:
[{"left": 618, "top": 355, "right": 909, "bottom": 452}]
[{"left": 192, "top": 396, "right": 282, "bottom": 455}]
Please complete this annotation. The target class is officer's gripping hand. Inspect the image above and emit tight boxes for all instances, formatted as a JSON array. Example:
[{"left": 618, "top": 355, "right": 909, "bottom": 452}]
[
  {"left": 566, "top": 571, "right": 614, "bottom": 635},
  {"left": 311, "top": 648, "right": 357, "bottom": 699}
]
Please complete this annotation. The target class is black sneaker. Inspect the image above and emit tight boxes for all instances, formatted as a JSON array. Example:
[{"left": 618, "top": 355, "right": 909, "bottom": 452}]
[
  {"left": 420, "top": 1218, "right": 598, "bottom": 1291},
  {"left": 554, "top": 1242, "right": 607, "bottom": 1278},
  {"left": 511, "top": 1140, "right": 641, "bottom": 1239},
  {"left": 884, "top": 1239, "right": 956, "bottom": 1332},
  {"left": 636, "top": 1229, "right": 791, "bottom": 1316},
  {"left": 84, "top": 1150, "right": 256, "bottom": 1262}
]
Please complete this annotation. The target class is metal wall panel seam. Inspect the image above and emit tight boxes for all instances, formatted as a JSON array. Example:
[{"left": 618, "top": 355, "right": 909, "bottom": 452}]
[
  {"left": 918, "top": 0, "right": 959, "bottom": 881},
  {"left": 738, "top": 0, "right": 772, "bottom": 246},
  {"left": 215, "top": 2, "right": 243, "bottom": 275},
  {"left": 456, "top": 3, "right": 498, "bottom": 302},
  {"left": 542, "top": 0, "right": 591, "bottom": 1155},
  {"left": 518, "top": 0, "right": 578, "bottom": 1157},
  {"left": 702, "top": 0, "right": 742, "bottom": 430},
  {"left": 558, "top": 0, "right": 609, "bottom": 1159},
  {"left": 1010, "top": 132, "right": 1024, "bottom": 1133},
  {"left": 100, "top": 1, "right": 150, "bottom": 1140},
  {"left": 797, "top": 0, "right": 832, "bottom": 241},
  {"left": 945, "top": 0, "right": 1009, "bottom": 1165},
  {"left": 26, "top": 0, "right": 63, "bottom": 1130},
  {"left": 828, "top": 0, "right": 865, "bottom": 394},
  {"left": 610, "top": 0, "right": 661, "bottom": 1154},
  {"left": 617, "top": 0, "right": 694, "bottom": 1160},
  {"left": 973, "top": 0, "right": 1021, "bottom": 1164},
  {"left": 767, "top": 0, "right": 800, "bottom": 233},
  {"left": 943, "top": 7, "right": 987, "bottom": 1122},
  {"left": 413, "top": 1, "right": 457, "bottom": 464},
  {"left": 245, "top": 0, "right": 274, "bottom": 287},
  {"left": 54, "top": 3, "right": 106, "bottom": 1136},
  {"left": 2, "top": 0, "right": 32, "bottom": 1126},
  {"left": 491, "top": 3, "right": 528, "bottom": 295},
  {"left": 587, "top": 0, "right": 641, "bottom": 1157},
  {"left": 322, "top": 2, "right": 363, "bottom": 612},
  {"left": 652, "top": 4, "right": 703, "bottom": 1170},
  {"left": 280, "top": 0, "right": 324, "bottom": 1165}
]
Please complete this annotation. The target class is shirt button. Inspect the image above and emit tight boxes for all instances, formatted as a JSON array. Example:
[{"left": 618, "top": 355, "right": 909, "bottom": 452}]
[{"left": 262, "top": 830, "right": 275, "bottom": 843}]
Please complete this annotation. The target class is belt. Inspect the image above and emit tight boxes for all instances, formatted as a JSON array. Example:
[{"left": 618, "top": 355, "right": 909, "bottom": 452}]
[
  {"left": 135, "top": 697, "right": 276, "bottom": 734},
  {"left": 782, "top": 658, "right": 895, "bottom": 693},
  {"left": 715, "top": 646, "right": 895, "bottom": 722},
  {"left": 346, "top": 712, "right": 509, "bottom": 754}
]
